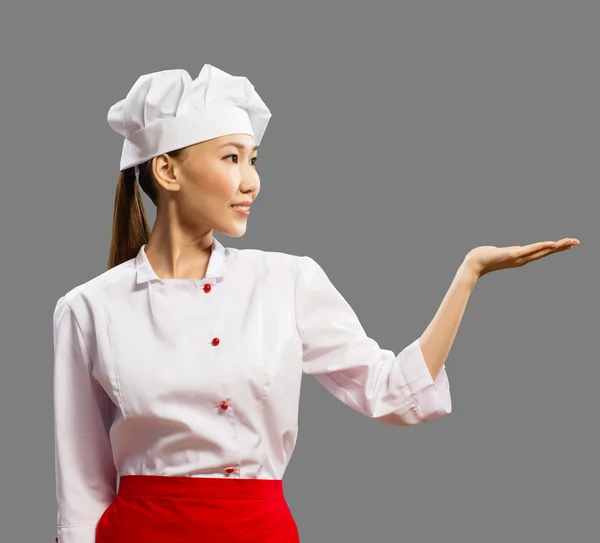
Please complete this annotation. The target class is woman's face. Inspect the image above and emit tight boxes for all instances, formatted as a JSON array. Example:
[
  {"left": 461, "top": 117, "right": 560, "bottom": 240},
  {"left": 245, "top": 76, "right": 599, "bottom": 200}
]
[{"left": 153, "top": 133, "right": 260, "bottom": 238}]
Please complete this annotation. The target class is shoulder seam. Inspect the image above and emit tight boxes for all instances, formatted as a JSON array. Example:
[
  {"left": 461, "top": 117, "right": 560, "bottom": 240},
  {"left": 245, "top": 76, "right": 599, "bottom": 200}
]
[
  {"left": 293, "top": 256, "right": 306, "bottom": 340},
  {"left": 63, "top": 298, "right": 94, "bottom": 376}
]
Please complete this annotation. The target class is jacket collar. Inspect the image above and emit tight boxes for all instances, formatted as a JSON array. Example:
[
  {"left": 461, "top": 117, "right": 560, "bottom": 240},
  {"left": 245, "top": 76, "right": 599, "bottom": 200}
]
[{"left": 135, "top": 236, "right": 228, "bottom": 284}]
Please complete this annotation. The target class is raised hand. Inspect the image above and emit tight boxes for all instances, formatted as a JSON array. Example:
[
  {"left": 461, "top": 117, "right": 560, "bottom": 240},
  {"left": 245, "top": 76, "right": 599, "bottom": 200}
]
[{"left": 463, "top": 238, "right": 580, "bottom": 278}]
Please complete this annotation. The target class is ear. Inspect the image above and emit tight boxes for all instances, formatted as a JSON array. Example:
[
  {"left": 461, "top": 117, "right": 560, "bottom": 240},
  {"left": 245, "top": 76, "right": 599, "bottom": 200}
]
[{"left": 152, "top": 154, "right": 182, "bottom": 192}]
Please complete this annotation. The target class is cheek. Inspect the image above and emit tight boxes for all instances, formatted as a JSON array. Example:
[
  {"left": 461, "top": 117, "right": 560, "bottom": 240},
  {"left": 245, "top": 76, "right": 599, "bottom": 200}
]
[
  {"left": 218, "top": 175, "right": 240, "bottom": 199},
  {"left": 193, "top": 168, "right": 239, "bottom": 203},
  {"left": 210, "top": 166, "right": 240, "bottom": 197}
]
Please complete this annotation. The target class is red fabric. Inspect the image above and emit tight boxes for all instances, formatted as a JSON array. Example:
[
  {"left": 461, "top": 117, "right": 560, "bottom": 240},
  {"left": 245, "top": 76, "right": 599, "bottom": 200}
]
[{"left": 96, "top": 475, "right": 300, "bottom": 542}]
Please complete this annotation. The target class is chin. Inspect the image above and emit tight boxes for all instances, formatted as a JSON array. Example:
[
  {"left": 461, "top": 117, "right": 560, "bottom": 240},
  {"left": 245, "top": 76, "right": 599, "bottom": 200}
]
[{"left": 217, "top": 225, "right": 247, "bottom": 238}]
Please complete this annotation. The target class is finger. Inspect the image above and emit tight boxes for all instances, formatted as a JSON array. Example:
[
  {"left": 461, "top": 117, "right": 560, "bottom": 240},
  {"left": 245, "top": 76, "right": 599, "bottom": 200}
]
[
  {"left": 519, "top": 238, "right": 579, "bottom": 257},
  {"left": 527, "top": 247, "right": 562, "bottom": 261},
  {"left": 522, "top": 242, "right": 577, "bottom": 263},
  {"left": 548, "top": 239, "right": 580, "bottom": 253},
  {"left": 555, "top": 237, "right": 580, "bottom": 246},
  {"left": 517, "top": 241, "right": 558, "bottom": 257}
]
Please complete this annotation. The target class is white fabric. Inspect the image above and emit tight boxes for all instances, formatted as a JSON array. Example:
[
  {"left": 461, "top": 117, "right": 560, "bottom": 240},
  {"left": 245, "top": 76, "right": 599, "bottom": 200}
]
[
  {"left": 107, "top": 64, "right": 271, "bottom": 171},
  {"left": 52, "top": 238, "right": 451, "bottom": 543}
]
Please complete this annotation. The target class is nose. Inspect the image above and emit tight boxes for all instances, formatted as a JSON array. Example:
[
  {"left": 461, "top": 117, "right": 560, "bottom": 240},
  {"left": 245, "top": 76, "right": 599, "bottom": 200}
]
[{"left": 239, "top": 164, "right": 260, "bottom": 194}]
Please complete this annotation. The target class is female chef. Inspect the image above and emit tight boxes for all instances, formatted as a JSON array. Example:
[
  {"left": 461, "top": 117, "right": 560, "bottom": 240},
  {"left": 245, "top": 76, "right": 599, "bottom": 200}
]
[{"left": 52, "top": 64, "right": 579, "bottom": 543}]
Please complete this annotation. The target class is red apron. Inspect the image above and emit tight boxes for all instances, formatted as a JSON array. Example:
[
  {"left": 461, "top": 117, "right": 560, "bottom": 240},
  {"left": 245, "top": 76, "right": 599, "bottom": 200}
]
[{"left": 96, "top": 475, "right": 300, "bottom": 542}]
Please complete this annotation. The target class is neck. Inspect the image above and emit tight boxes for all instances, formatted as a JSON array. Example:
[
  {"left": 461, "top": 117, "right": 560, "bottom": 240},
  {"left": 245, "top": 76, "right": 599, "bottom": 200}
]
[{"left": 144, "top": 208, "right": 214, "bottom": 280}]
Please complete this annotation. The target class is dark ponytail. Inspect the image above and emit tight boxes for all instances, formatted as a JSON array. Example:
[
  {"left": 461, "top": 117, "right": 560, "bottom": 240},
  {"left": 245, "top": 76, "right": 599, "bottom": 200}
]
[{"left": 107, "top": 147, "right": 189, "bottom": 269}]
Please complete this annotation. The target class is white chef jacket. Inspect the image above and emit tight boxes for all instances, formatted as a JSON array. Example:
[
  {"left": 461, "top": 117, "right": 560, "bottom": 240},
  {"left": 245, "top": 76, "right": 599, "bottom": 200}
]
[{"left": 52, "top": 236, "right": 451, "bottom": 543}]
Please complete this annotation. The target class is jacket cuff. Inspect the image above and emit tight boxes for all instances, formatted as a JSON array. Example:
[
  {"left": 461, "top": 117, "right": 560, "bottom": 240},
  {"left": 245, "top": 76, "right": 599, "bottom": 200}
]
[{"left": 56, "top": 523, "right": 98, "bottom": 543}]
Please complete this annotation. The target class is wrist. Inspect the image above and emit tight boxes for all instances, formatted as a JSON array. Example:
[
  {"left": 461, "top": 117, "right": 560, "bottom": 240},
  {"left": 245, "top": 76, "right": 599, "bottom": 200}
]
[{"left": 458, "top": 258, "right": 482, "bottom": 284}]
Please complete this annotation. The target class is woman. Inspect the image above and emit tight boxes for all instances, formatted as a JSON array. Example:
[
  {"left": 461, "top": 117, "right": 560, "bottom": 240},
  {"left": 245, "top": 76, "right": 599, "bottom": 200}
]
[{"left": 52, "top": 64, "right": 579, "bottom": 543}]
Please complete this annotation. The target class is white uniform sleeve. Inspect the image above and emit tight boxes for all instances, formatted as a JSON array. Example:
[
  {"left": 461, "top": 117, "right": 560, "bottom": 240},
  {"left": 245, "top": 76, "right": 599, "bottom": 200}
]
[
  {"left": 295, "top": 256, "right": 452, "bottom": 426},
  {"left": 53, "top": 296, "right": 117, "bottom": 543}
]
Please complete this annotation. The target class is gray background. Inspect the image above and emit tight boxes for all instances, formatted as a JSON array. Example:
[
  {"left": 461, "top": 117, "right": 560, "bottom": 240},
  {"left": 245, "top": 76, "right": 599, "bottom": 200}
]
[{"left": 1, "top": 1, "right": 598, "bottom": 541}]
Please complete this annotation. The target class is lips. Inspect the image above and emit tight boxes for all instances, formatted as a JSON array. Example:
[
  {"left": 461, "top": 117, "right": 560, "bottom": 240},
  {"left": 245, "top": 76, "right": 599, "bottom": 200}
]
[{"left": 232, "top": 203, "right": 251, "bottom": 217}]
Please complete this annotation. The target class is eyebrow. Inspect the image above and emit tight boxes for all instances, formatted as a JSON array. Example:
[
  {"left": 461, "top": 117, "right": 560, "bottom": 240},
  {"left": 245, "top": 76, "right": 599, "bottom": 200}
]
[{"left": 219, "top": 141, "right": 259, "bottom": 152}]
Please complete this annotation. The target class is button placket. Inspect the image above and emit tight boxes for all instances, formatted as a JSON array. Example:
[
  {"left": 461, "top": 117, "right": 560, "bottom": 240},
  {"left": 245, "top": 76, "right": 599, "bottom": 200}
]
[{"left": 204, "top": 276, "right": 240, "bottom": 478}]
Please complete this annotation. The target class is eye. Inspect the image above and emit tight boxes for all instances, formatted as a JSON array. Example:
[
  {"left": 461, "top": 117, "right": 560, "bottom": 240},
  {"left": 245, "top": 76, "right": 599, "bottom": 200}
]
[{"left": 223, "top": 154, "right": 258, "bottom": 166}]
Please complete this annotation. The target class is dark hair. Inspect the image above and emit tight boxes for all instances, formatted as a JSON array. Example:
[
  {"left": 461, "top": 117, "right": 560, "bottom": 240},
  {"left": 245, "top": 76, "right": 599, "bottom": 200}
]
[{"left": 107, "top": 147, "right": 189, "bottom": 269}]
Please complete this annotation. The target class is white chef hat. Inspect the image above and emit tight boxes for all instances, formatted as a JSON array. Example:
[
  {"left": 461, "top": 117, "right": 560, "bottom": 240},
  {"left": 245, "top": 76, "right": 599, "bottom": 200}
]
[{"left": 107, "top": 64, "right": 271, "bottom": 171}]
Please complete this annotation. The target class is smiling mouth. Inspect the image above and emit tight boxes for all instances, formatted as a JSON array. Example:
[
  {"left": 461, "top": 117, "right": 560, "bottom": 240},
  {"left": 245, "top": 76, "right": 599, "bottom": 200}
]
[{"left": 232, "top": 205, "right": 251, "bottom": 217}]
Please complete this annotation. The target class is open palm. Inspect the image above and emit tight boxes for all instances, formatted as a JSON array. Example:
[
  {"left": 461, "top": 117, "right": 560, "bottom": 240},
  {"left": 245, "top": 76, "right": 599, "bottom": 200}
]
[{"left": 465, "top": 237, "right": 580, "bottom": 278}]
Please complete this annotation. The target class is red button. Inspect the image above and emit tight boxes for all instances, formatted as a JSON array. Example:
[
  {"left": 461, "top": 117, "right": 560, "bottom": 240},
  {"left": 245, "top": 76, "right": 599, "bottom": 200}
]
[
  {"left": 211, "top": 337, "right": 220, "bottom": 346},
  {"left": 220, "top": 401, "right": 229, "bottom": 410},
  {"left": 203, "top": 284, "right": 211, "bottom": 293},
  {"left": 225, "top": 467, "right": 235, "bottom": 473}
]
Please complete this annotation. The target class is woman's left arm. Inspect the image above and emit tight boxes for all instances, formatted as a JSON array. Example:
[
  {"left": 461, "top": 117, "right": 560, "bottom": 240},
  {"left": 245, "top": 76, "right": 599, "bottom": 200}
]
[
  {"left": 295, "top": 238, "right": 578, "bottom": 427},
  {"left": 420, "top": 237, "right": 579, "bottom": 380},
  {"left": 418, "top": 262, "right": 478, "bottom": 381}
]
